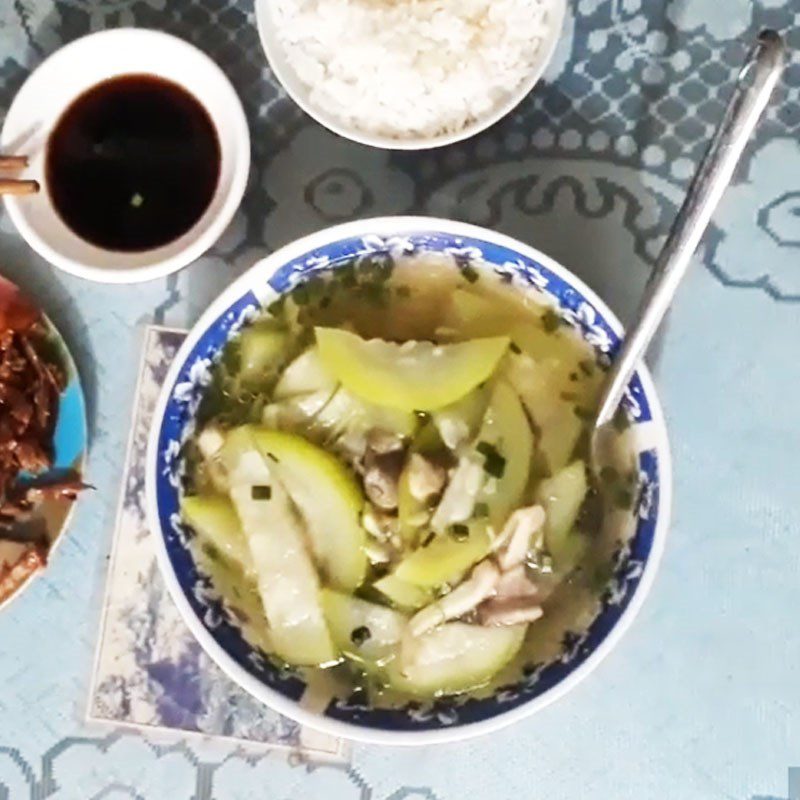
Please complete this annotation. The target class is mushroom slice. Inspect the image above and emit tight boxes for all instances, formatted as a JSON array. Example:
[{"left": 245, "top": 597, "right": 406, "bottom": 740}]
[
  {"left": 362, "top": 429, "right": 407, "bottom": 511},
  {"left": 429, "top": 456, "right": 484, "bottom": 532},
  {"left": 406, "top": 452, "right": 447, "bottom": 502},
  {"left": 478, "top": 596, "right": 543, "bottom": 627},
  {"left": 491, "top": 504, "right": 546, "bottom": 571},
  {"left": 495, "top": 564, "right": 538, "bottom": 599},
  {"left": 409, "top": 560, "right": 500, "bottom": 637},
  {"left": 366, "top": 428, "right": 405, "bottom": 455},
  {"left": 364, "top": 466, "right": 401, "bottom": 510}
]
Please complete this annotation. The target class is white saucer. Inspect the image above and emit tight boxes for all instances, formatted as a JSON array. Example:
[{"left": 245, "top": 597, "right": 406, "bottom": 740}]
[{"left": 1, "top": 29, "right": 250, "bottom": 284}]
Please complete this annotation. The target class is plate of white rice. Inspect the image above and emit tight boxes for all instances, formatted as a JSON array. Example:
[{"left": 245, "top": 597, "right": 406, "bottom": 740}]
[{"left": 256, "top": 0, "right": 565, "bottom": 149}]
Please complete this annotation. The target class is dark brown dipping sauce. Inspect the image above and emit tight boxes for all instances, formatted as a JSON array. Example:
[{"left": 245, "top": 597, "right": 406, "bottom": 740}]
[{"left": 46, "top": 74, "right": 220, "bottom": 252}]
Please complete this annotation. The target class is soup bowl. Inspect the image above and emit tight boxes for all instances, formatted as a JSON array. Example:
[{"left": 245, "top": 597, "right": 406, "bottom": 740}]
[{"left": 146, "top": 217, "right": 671, "bottom": 745}]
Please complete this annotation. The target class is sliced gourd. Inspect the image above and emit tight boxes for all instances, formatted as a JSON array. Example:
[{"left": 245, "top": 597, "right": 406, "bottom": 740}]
[
  {"left": 265, "top": 386, "right": 416, "bottom": 465},
  {"left": 393, "top": 522, "right": 492, "bottom": 588},
  {"left": 315, "top": 326, "right": 509, "bottom": 411},
  {"left": 238, "top": 322, "right": 289, "bottom": 387},
  {"left": 396, "top": 464, "right": 426, "bottom": 546},
  {"left": 321, "top": 589, "right": 406, "bottom": 670},
  {"left": 251, "top": 428, "right": 367, "bottom": 591},
  {"left": 411, "top": 418, "right": 445, "bottom": 454},
  {"left": 443, "top": 289, "right": 576, "bottom": 362},
  {"left": 262, "top": 388, "right": 337, "bottom": 431},
  {"left": 218, "top": 425, "right": 273, "bottom": 487},
  {"left": 550, "top": 529, "right": 589, "bottom": 575},
  {"left": 504, "top": 352, "right": 590, "bottom": 475},
  {"left": 429, "top": 382, "right": 531, "bottom": 534},
  {"left": 312, "top": 387, "right": 417, "bottom": 441},
  {"left": 274, "top": 346, "right": 337, "bottom": 399},
  {"left": 201, "top": 557, "right": 271, "bottom": 653},
  {"left": 374, "top": 574, "right": 432, "bottom": 611},
  {"left": 230, "top": 478, "right": 337, "bottom": 667},
  {"left": 536, "top": 460, "right": 588, "bottom": 570},
  {"left": 442, "top": 287, "right": 544, "bottom": 334},
  {"left": 510, "top": 323, "right": 581, "bottom": 364},
  {"left": 195, "top": 426, "right": 230, "bottom": 494},
  {"left": 473, "top": 380, "right": 533, "bottom": 528},
  {"left": 387, "top": 622, "right": 526, "bottom": 697},
  {"left": 181, "top": 494, "right": 252, "bottom": 575}
]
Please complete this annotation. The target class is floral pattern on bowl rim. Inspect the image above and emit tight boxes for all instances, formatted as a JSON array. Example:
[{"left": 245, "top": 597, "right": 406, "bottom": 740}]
[{"left": 146, "top": 217, "right": 672, "bottom": 745}]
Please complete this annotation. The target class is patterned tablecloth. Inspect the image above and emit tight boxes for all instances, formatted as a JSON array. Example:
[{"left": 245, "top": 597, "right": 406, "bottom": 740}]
[{"left": 1, "top": 1, "right": 799, "bottom": 798}]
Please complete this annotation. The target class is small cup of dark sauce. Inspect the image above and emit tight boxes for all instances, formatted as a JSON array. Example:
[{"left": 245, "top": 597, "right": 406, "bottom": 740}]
[
  {"left": 1, "top": 29, "right": 250, "bottom": 283},
  {"left": 48, "top": 74, "right": 221, "bottom": 253}
]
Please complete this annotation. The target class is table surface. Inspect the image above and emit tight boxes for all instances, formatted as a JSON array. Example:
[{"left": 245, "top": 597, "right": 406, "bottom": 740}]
[{"left": 1, "top": 1, "right": 799, "bottom": 798}]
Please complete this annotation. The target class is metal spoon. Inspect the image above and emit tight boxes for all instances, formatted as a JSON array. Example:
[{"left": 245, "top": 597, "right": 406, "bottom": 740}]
[{"left": 590, "top": 29, "right": 785, "bottom": 472}]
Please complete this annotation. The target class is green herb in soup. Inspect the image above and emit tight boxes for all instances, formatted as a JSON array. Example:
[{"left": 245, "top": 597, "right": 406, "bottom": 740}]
[{"left": 182, "top": 253, "right": 638, "bottom": 706}]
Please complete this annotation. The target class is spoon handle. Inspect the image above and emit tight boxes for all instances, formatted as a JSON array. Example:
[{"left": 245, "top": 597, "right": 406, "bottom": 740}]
[{"left": 594, "top": 30, "right": 785, "bottom": 429}]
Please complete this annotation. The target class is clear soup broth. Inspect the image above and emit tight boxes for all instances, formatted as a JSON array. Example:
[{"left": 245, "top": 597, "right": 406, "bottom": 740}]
[{"left": 181, "top": 251, "right": 637, "bottom": 709}]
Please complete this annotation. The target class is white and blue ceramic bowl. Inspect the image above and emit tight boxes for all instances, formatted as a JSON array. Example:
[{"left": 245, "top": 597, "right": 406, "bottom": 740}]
[{"left": 146, "top": 217, "right": 671, "bottom": 745}]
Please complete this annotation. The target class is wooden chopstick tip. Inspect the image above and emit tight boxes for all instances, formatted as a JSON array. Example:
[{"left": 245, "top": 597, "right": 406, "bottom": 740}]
[
  {"left": 0, "top": 155, "right": 30, "bottom": 171},
  {"left": 0, "top": 179, "right": 39, "bottom": 196}
]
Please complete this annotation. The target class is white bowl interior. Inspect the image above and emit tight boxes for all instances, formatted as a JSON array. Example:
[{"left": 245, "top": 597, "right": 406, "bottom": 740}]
[
  {"left": 1, "top": 29, "right": 250, "bottom": 283},
  {"left": 255, "top": 0, "right": 566, "bottom": 150}
]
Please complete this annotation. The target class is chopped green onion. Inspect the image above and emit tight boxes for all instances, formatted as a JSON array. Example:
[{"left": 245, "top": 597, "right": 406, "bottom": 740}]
[
  {"left": 267, "top": 297, "right": 285, "bottom": 317},
  {"left": 360, "top": 282, "right": 386, "bottom": 305},
  {"left": 292, "top": 284, "right": 310, "bottom": 305},
  {"left": 360, "top": 253, "right": 394, "bottom": 282},
  {"left": 612, "top": 407, "right": 631, "bottom": 432},
  {"left": 579, "top": 359, "right": 594, "bottom": 377},
  {"left": 420, "top": 530, "right": 436, "bottom": 548},
  {"left": 339, "top": 264, "right": 357, "bottom": 288},
  {"left": 251, "top": 485, "right": 272, "bottom": 500},
  {"left": 448, "top": 523, "right": 470, "bottom": 541},
  {"left": 460, "top": 264, "right": 480, "bottom": 284},
  {"left": 473, "top": 502, "right": 489, "bottom": 518},
  {"left": 573, "top": 406, "right": 594, "bottom": 422},
  {"left": 202, "top": 541, "right": 220, "bottom": 562},
  {"left": 599, "top": 465, "right": 619, "bottom": 485},
  {"left": 350, "top": 625, "right": 371, "bottom": 646},
  {"left": 509, "top": 341, "right": 522, "bottom": 354},
  {"left": 476, "top": 441, "right": 506, "bottom": 479},
  {"left": 541, "top": 309, "right": 562, "bottom": 333},
  {"left": 614, "top": 488, "right": 634, "bottom": 510}
]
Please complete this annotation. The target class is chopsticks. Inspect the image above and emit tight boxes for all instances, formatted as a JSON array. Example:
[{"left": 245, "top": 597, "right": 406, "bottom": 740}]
[{"left": 0, "top": 155, "right": 39, "bottom": 195}]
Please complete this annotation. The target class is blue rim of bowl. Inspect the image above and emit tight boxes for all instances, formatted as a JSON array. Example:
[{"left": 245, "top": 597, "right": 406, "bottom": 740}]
[{"left": 148, "top": 218, "right": 670, "bottom": 743}]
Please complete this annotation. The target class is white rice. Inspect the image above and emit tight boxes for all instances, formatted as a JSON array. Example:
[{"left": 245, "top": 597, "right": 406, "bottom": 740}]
[{"left": 273, "top": 0, "right": 553, "bottom": 140}]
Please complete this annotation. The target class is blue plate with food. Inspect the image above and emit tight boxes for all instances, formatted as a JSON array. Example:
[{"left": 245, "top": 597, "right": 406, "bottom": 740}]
[
  {"left": 0, "top": 275, "right": 87, "bottom": 608},
  {"left": 146, "top": 217, "right": 671, "bottom": 744}
]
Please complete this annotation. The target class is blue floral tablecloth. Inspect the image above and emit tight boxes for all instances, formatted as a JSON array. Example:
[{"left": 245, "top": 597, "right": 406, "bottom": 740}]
[{"left": 1, "top": 1, "right": 799, "bottom": 798}]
